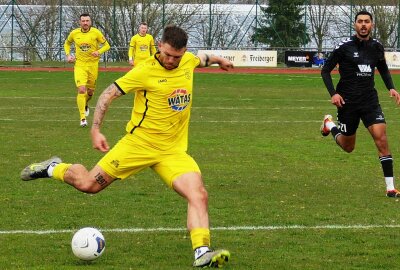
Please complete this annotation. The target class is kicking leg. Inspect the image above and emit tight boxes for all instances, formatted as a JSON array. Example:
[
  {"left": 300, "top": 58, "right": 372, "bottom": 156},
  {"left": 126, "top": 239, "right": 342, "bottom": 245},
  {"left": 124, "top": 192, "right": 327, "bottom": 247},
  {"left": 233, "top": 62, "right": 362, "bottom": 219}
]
[
  {"left": 21, "top": 157, "right": 115, "bottom": 194},
  {"left": 173, "top": 172, "right": 230, "bottom": 268}
]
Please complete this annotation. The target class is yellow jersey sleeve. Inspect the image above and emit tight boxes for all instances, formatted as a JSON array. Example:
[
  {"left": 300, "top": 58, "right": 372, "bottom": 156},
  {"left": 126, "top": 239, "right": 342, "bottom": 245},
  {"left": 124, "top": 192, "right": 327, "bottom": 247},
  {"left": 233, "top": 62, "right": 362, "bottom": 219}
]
[
  {"left": 128, "top": 36, "right": 135, "bottom": 60},
  {"left": 149, "top": 35, "right": 156, "bottom": 56}
]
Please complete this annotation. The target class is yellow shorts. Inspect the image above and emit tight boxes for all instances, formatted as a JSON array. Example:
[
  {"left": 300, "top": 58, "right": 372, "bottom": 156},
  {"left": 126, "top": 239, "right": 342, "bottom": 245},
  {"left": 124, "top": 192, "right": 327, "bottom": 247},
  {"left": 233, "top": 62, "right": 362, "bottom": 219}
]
[
  {"left": 74, "top": 64, "right": 98, "bottom": 89},
  {"left": 97, "top": 134, "right": 201, "bottom": 187}
]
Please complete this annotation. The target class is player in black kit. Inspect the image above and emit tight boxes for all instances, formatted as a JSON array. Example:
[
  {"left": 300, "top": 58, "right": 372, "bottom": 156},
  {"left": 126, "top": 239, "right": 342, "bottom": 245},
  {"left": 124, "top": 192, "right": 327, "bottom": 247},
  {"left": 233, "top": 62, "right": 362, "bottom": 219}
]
[{"left": 320, "top": 10, "right": 400, "bottom": 198}]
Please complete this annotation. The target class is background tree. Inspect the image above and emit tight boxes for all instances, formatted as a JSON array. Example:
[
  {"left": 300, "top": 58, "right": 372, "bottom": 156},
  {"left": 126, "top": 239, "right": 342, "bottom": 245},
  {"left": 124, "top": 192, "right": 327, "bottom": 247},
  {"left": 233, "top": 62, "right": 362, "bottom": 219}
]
[
  {"left": 12, "top": 1, "right": 61, "bottom": 61},
  {"left": 197, "top": 5, "right": 238, "bottom": 49},
  {"left": 252, "top": 0, "right": 310, "bottom": 48},
  {"left": 307, "top": 0, "right": 334, "bottom": 52},
  {"left": 332, "top": 1, "right": 398, "bottom": 48},
  {"left": 370, "top": 4, "right": 398, "bottom": 48},
  {"left": 67, "top": 0, "right": 205, "bottom": 61}
]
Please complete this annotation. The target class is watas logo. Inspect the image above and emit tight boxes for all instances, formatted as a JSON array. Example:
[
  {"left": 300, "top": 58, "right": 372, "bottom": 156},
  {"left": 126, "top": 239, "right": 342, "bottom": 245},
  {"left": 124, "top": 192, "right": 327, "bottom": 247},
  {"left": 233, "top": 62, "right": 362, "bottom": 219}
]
[
  {"left": 80, "top": 43, "right": 91, "bottom": 52},
  {"left": 168, "top": 89, "right": 191, "bottom": 111}
]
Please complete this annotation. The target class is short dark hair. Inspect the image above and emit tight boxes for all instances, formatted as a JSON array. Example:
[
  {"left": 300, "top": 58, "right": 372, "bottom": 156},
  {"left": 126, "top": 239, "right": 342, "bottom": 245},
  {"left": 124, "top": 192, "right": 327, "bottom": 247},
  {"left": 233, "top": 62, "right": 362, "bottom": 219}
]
[
  {"left": 161, "top": 25, "right": 188, "bottom": 50},
  {"left": 355, "top": 10, "right": 373, "bottom": 22},
  {"left": 80, "top": 13, "right": 90, "bottom": 19}
]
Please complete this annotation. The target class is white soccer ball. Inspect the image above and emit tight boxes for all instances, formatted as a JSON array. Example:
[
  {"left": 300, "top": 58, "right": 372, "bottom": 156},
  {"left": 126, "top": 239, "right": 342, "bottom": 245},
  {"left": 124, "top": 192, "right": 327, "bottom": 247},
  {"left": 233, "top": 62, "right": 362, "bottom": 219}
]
[{"left": 71, "top": 227, "right": 106, "bottom": 261}]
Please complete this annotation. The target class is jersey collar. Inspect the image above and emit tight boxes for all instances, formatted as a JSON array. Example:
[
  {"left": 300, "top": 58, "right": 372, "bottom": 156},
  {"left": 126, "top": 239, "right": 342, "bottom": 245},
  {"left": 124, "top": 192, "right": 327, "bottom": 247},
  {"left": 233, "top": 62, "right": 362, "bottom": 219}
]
[{"left": 80, "top": 27, "right": 91, "bottom": 33}]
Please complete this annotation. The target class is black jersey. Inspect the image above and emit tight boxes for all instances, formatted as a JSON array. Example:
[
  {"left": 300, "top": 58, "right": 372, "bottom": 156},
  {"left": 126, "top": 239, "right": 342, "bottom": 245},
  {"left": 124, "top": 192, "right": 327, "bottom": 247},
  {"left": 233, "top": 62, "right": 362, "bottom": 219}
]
[{"left": 321, "top": 35, "right": 394, "bottom": 105}]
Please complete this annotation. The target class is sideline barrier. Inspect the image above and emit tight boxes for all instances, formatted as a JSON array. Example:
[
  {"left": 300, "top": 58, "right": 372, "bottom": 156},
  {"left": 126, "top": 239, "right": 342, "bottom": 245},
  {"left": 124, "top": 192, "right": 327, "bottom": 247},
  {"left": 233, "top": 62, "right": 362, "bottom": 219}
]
[
  {"left": 285, "top": 51, "right": 326, "bottom": 68},
  {"left": 197, "top": 50, "right": 277, "bottom": 67},
  {"left": 386, "top": 52, "right": 400, "bottom": 70}
]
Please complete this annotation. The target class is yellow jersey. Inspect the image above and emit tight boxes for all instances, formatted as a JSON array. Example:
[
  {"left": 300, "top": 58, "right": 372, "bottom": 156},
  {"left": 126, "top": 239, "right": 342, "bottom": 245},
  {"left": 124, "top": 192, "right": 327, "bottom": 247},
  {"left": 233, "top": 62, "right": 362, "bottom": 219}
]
[
  {"left": 64, "top": 27, "right": 110, "bottom": 66},
  {"left": 128, "top": 33, "right": 156, "bottom": 65},
  {"left": 114, "top": 52, "right": 200, "bottom": 151}
]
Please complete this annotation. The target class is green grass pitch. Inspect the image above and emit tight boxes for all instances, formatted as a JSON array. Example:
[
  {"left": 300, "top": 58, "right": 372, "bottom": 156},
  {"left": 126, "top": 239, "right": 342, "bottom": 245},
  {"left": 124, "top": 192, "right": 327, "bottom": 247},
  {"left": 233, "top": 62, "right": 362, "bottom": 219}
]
[{"left": 1, "top": 69, "right": 400, "bottom": 269}]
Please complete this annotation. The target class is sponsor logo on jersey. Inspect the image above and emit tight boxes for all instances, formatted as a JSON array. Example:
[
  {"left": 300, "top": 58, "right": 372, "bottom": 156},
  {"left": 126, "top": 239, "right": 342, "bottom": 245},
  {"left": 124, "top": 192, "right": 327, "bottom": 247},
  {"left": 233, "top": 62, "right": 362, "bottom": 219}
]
[
  {"left": 140, "top": 45, "right": 149, "bottom": 51},
  {"left": 353, "top": 52, "right": 359, "bottom": 58},
  {"left": 357, "top": 64, "right": 372, "bottom": 76},
  {"left": 358, "top": 64, "right": 372, "bottom": 72},
  {"left": 80, "top": 43, "right": 91, "bottom": 52},
  {"left": 168, "top": 89, "right": 191, "bottom": 111}
]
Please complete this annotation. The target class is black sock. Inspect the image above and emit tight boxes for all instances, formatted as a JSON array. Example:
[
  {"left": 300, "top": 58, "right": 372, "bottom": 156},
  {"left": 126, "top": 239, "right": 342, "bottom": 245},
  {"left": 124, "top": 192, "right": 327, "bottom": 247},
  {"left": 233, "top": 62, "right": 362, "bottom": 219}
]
[
  {"left": 330, "top": 126, "right": 341, "bottom": 142},
  {"left": 380, "top": 155, "right": 393, "bottom": 177}
]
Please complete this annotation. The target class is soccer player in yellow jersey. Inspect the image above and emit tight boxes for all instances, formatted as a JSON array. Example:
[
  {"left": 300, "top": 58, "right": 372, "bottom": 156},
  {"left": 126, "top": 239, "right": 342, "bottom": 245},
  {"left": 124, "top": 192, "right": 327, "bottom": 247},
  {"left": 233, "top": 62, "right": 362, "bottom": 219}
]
[
  {"left": 128, "top": 22, "right": 156, "bottom": 67},
  {"left": 21, "top": 25, "right": 233, "bottom": 268},
  {"left": 64, "top": 13, "right": 110, "bottom": 127}
]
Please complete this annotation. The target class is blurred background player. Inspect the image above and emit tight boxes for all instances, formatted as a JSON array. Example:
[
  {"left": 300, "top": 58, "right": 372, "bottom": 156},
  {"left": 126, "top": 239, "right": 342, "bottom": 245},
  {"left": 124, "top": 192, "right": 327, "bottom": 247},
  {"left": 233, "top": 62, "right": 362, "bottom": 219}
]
[
  {"left": 128, "top": 22, "right": 156, "bottom": 67},
  {"left": 64, "top": 13, "right": 110, "bottom": 127},
  {"left": 320, "top": 10, "right": 400, "bottom": 198},
  {"left": 21, "top": 25, "right": 233, "bottom": 268}
]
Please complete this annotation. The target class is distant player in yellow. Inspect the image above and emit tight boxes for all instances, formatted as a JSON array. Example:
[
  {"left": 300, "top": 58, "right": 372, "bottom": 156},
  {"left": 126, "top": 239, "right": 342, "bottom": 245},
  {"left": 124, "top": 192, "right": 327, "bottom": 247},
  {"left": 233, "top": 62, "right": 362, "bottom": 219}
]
[
  {"left": 128, "top": 22, "right": 156, "bottom": 67},
  {"left": 21, "top": 25, "right": 233, "bottom": 268},
  {"left": 64, "top": 13, "right": 110, "bottom": 127}
]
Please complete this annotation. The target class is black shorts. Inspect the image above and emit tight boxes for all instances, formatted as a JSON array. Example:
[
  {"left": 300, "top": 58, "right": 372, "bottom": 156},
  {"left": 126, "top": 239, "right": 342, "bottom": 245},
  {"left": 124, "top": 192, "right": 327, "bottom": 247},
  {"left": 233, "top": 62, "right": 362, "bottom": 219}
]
[{"left": 336, "top": 104, "right": 386, "bottom": 136}]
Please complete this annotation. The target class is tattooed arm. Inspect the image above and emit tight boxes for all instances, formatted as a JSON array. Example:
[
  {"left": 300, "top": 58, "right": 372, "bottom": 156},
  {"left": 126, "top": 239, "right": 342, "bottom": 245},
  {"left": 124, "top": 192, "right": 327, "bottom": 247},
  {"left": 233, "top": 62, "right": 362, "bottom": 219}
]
[{"left": 90, "top": 83, "right": 123, "bottom": 152}]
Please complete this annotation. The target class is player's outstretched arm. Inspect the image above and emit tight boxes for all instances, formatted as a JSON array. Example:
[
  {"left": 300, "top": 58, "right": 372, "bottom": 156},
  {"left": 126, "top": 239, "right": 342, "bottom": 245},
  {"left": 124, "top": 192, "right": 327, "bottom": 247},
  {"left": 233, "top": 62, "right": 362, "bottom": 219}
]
[
  {"left": 197, "top": 53, "right": 233, "bottom": 71},
  {"left": 91, "top": 84, "right": 123, "bottom": 152}
]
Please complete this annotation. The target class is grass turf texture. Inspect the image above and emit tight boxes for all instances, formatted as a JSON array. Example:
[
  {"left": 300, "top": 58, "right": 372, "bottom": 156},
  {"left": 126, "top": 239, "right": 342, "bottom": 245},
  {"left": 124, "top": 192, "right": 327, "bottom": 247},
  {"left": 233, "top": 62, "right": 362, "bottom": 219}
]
[{"left": 1, "top": 70, "right": 400, "bottom": 269}]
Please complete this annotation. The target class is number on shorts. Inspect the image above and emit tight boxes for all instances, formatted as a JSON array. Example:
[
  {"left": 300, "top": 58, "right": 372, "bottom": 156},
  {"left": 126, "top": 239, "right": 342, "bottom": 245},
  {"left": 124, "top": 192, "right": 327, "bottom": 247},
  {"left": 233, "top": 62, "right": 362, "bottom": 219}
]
[{"left": 337, "top": 122, "right": 347, "bottom": 133}]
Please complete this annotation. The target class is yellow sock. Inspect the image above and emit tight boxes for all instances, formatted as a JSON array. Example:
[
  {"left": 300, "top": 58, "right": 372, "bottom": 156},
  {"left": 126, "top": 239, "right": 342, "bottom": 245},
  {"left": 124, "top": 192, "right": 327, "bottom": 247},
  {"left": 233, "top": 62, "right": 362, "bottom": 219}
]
[
  {"left": 190, "top": 228, "right": 210, "bottom": 250},
  {"left": 52, "top": 163, "right": 72, "bottom": 182},
  {"left": 84, "top": 92, "right": 93, "bottom": 104},
  {"left": 77, "top": 93, "right": 86, "bottom": 120}
]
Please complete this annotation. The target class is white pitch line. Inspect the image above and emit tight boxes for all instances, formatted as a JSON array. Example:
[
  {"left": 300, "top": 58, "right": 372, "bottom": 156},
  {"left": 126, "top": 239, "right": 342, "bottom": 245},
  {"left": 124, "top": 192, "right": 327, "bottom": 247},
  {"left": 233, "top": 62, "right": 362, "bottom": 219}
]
[
  {"left": 0, "top": 96, "right": 331, "bottom": 102},
  {"left": 0, "top": 96, "right": 393, "bottom": 103},
  {"left": 1, "top": 118, "right": 399, "bottom": 124},
  {"left": 1, "top": 224, "right": 399, "bottom": 235},
  {"left": 0, "top": 118, "right": 322, "bottom": 123},
  {"left": 0, "top": 106, "right": 321, "bottom": 110}
]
